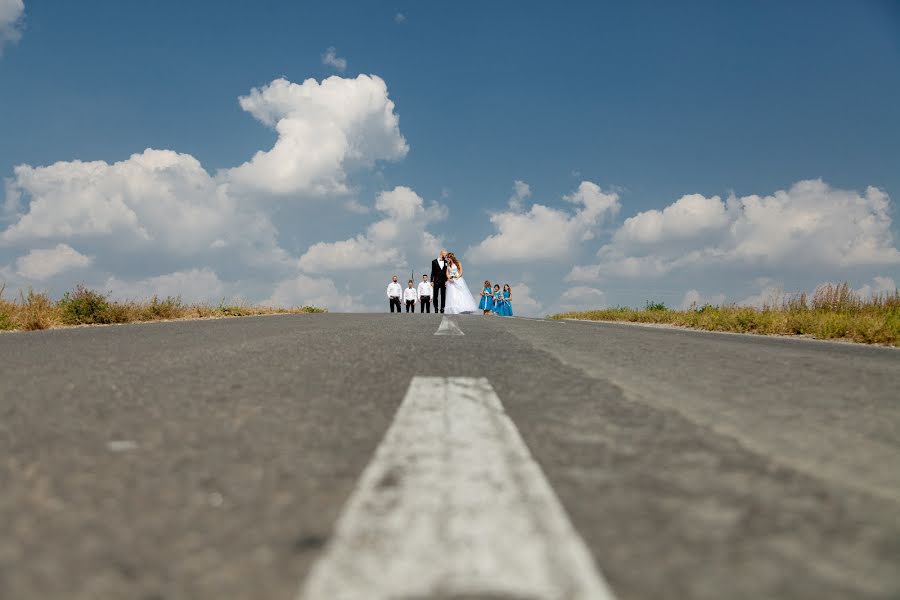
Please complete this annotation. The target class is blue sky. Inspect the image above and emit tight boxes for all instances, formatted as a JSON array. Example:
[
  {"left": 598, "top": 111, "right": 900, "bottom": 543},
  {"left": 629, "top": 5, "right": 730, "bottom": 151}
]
[{"left": 1, "top": 0, "right": 899, "bottom": 314}]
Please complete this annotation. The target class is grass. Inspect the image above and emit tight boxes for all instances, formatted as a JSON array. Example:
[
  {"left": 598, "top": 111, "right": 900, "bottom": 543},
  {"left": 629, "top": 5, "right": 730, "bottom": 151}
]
[
  {"left": 0, "top": 283, "right": 326, "bottom": 332},
  {"left": 550, "top": 283, "right": 900, "bottom": 346}
]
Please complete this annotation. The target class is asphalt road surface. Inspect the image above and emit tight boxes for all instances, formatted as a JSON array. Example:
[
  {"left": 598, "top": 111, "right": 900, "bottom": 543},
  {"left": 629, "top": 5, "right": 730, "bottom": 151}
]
[{"left": 1, "top": 314, "right": 899, "bottom": 600}]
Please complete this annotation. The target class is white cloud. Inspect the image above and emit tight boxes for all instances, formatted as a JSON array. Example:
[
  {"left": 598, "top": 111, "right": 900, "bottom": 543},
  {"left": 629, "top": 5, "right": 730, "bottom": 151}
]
[
  {"left": 0, "top": 148, "right": 290, "bottom": 274},
  {"left": 223, "top": 75, "right": 408, "bottom": 197},
  {"left": 507, "top": 282, "right": 543, "bottom": 317},
  {"left": 569, "top": 179, "right": 900, "bottom": 282},
  {"left": 855, "top": 276, "right": 897, "bottom": 299},
  {"left": 738, "top": 285, "right": 789, "bottom": 308},
  {"left": 266, "top": 273, "right": 364, "bottom": 311},
  {"left": 508, "top": 179, "right": 531, "bottom": 211},
  {"left": 105, "top": 268, "right": 226, "bottom": 303},
  {"left": 555, "top": 285, "right": 606, "bottom": 313},
  {"left": 614, "top": 193, "right": 729, "bottom": 246},
  {"left": 679, "top": 289, "right": 726, "bottom": 310},
  {"left": 15, "top": 244, "right": 91, "bottom": 280},
  {"left": 394, "top": 12, "right": 407, "bottom": 24},
  {"left": 0, "top": 0, "right": 24, "bottom": 55},
  {"left": 5, "top": 150, "right": 213, "bottom": 244},
  {"left": 1, "top": 73, "right": 415, "bottom": 302},
  {"left": 1, "top": 74, "right": 423, "bottom": 313},
  {"left": 343, "top": 198, "right": 371, "bottom": 214},
  {"left": 321, "top": 46, "right": 347, "bottom": 72},
  {"left": 466, "top": 181, "right": 620, "bottom": 265},
  {"left": 298, "top": 186, "right": 446, "bottom": 273}
]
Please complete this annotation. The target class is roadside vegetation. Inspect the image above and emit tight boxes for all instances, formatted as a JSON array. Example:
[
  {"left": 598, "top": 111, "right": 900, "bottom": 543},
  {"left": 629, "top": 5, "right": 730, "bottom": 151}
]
[
  {"left": 550, "top": 283, "right": 900, "bottom": 346},
  {"left": 0, "top": 284, "right": 325, "bottom": 332}
]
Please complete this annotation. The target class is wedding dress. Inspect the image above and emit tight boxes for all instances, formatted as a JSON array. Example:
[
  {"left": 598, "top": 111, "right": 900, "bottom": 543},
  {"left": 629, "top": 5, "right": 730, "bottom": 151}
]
[{"left": 444, "top": 263, "right": 478, "bottom": 314}]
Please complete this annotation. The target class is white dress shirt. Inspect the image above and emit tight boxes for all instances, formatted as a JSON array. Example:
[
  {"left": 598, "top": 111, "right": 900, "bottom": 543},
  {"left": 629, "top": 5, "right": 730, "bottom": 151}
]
[
  {"left": 403, "top": 287, "right": 417, "bottom": 302},
  {"left": 417, "top": 281, "right": 432, "bottom": 299},
  {"left": 386, "top": 281, "right": 402, "bottom": 298}
]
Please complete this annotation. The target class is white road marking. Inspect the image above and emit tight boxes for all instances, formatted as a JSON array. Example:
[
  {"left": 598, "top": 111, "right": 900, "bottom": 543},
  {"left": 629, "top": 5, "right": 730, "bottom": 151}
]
[
  {"left": 106, "top": 440, "right": 139, "bottom": 452},
  {"left": 299, "top": 376, "right": 616, "bottom": 600},
  {"left": 435, "top": 315, "right": 464, "bottom": 335}
]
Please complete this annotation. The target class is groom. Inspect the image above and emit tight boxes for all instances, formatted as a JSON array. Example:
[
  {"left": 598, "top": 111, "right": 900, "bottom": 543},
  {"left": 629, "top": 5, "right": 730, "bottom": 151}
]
[{"left": 430, "top": 249, "right": 448, "bottom": 314}]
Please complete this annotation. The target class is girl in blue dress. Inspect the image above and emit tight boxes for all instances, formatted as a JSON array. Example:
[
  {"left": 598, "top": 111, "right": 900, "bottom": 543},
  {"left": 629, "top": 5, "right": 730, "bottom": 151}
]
[
  {"left": 478, "top": 280, "right": 494, "bottom": 315},
  {"left": 491, "top": 284, "right": 503, "bottom": 315},
  {"left": 498, "top": 284, "right": 513, "bottom": 316}
]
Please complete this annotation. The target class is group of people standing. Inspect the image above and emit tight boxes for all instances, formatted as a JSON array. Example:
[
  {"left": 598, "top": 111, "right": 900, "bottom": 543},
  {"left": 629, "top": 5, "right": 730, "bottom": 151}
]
[
  {"left": 385, "top": 249, "right": 513, "bottom": 316},
  {"left": 477, "top": 282, "right": 514, "bottom": 316}
]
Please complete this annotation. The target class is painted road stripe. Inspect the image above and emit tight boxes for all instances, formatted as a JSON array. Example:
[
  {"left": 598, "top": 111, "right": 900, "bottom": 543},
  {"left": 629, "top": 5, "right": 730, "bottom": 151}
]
[
  {"left": 435, "top": 315, "right": 464, "bottom": 335},
  {"left": 299, "top": 376, "right": 616, "bottom": 600}
]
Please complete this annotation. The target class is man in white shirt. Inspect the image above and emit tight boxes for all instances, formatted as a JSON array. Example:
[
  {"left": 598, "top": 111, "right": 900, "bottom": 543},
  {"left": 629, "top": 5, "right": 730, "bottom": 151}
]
[
  {"left": 386, "top": 275, "right": 402, "bottom": 313},
  {"left": 417, "top": 274, "right": 433, "bottom": 313},
  {"left": 403, "top": 280, "right": 417, "bottom": 313}
]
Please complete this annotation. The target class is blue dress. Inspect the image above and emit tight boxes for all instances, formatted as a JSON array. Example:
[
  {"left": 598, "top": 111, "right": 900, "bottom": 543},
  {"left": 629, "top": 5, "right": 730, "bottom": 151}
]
[
  {"left": 498, "top": 290, "right": 513, "bottom": 316},
  {"left": 478, "top": 286, "right": 494, "bottom": 311},
  {"left": 491, "top": 291, "right": 503, "bottom": 314}
]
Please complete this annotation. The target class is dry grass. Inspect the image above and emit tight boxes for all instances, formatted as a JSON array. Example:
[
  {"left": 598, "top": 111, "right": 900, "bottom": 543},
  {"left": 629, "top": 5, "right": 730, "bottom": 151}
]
[
  {"left": 0, "top": 284, "right": 325, "bottom": 333},
  {"left": 550, "top": 283, "right": 900, "bottom": 346}
]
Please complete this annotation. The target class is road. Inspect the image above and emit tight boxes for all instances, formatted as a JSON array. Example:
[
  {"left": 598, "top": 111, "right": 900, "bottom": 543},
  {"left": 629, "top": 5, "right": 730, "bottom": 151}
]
[{"left": 1, "top": 314, "right": 898, "bottom": 600}]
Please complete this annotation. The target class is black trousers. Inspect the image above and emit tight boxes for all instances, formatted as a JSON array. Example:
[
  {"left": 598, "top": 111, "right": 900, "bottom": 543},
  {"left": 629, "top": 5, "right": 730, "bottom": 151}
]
[
  {"left": 433, "top": 284, "right": 446, "bottom": 313},
  {"left": 389, "top": 297, "right": 401, "bottom": 312},
  {"left": 420, "top": 297, "right": 431, "bottom": 313},
  {"left": 405, "top": 299, "right": 415, "bottom": 312}
]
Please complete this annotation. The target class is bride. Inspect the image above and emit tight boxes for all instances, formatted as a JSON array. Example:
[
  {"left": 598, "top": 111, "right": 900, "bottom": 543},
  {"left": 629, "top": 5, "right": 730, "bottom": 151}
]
[{"left": 444, "top": 252, "right": 479, "bottom": 314}]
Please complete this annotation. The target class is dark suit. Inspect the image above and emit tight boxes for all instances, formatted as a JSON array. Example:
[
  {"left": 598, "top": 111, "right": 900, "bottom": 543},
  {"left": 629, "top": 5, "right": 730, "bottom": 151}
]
[{"left": 430, "top": 258, "right": 448, "bottom": 313}]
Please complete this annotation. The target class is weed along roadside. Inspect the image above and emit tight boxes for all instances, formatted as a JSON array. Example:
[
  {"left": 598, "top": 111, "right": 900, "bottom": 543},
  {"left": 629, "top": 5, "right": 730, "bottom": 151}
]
[
  {"left": 0, "top": 284, "right": 326, "bottom": 333},
  {"left": 551, "top": 283, "right": 900, "bottom": 347}
]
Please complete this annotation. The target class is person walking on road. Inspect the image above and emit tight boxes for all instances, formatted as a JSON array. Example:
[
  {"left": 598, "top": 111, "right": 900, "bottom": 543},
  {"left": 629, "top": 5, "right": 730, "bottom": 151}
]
[
  {"left": 403, "top": 280, "right": 417, "bottom": 312},
  {"left": 431, "top": 249, "right": 449, "bottom": 314},
  {"left": 386, "top": 275, "right": 402, "bottom": 313},
  {"left": 417, "top": 274, "right": 433, "bottom": 313}
]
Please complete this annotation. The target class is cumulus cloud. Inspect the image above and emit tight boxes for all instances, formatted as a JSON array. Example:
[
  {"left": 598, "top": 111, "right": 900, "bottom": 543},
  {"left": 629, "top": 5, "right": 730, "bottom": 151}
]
[
  {"left": 737, "top": 286, "right": 787, "bottom": 308},
  {"left": 508, "top": 179, "right": 531, "bottom": 211},
  {"left": 855, "top": 276, "right": 897, "bottom": 299},
  {"left": 105, "top": 268, "right": 226, "bottom": 303},
  {"left": 223, "top": 75, "right": 408, "bottom": 196},
  {"left": 15, "top": 244, "right": 91, "bottom": 280},
  {"left": 679, "top": 289, "right": 726, "bottom": 310},
  {"left": 321, "top": 47, "right": 347, "bottom": 72},
  {"left": 1, "top": 74, "right": 415, "bottom": 311},
  {"left": 394, "top": 12, "right": 407, "bottom": 24},
  {"left": 0, "top": 0, "right": 24, "bottom": 55},
  {"left": 0, "top": 149, "right": 290, "bottom": 276},
  {"left": 568, "top": 179, "right": 900, "bottom": 282},
  {"left": 507, "top": 282, "right": 543, "bottom": 317},
  {"left": 298, "top": 186, "right": 446, "bottom": 273},
  {"left": 466, "top": 181, "right": 620, "bottom": 264},
  {"left": 266, "top": 273, "right": 365, "bottom": 311},
  {"left": 555, "top": 285, "right": 607, "bottom": 313},
  {"left": 614, "top": 193, "right": 729, "bottom": 246}
]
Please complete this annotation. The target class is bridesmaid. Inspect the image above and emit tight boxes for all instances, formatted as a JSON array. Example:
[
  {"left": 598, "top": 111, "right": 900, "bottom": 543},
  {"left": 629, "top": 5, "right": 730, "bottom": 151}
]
[
  {"left": 491, "top": 284, "right": 503, "bottom": 315},
  {"left": 478, "top": 280, "right": 494, "bottom": 315},
  {"left": 499, "top": 284, "right": 513, "bottom": 316}
]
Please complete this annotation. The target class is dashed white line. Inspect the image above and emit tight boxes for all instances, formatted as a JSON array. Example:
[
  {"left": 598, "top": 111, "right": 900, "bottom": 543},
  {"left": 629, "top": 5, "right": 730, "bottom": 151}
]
[
  {"left": 434, "top": 315, "right": 464, "bottom": 335},
  {"left": 299, "top": 376, "right": 616, "bottom": 600}
]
